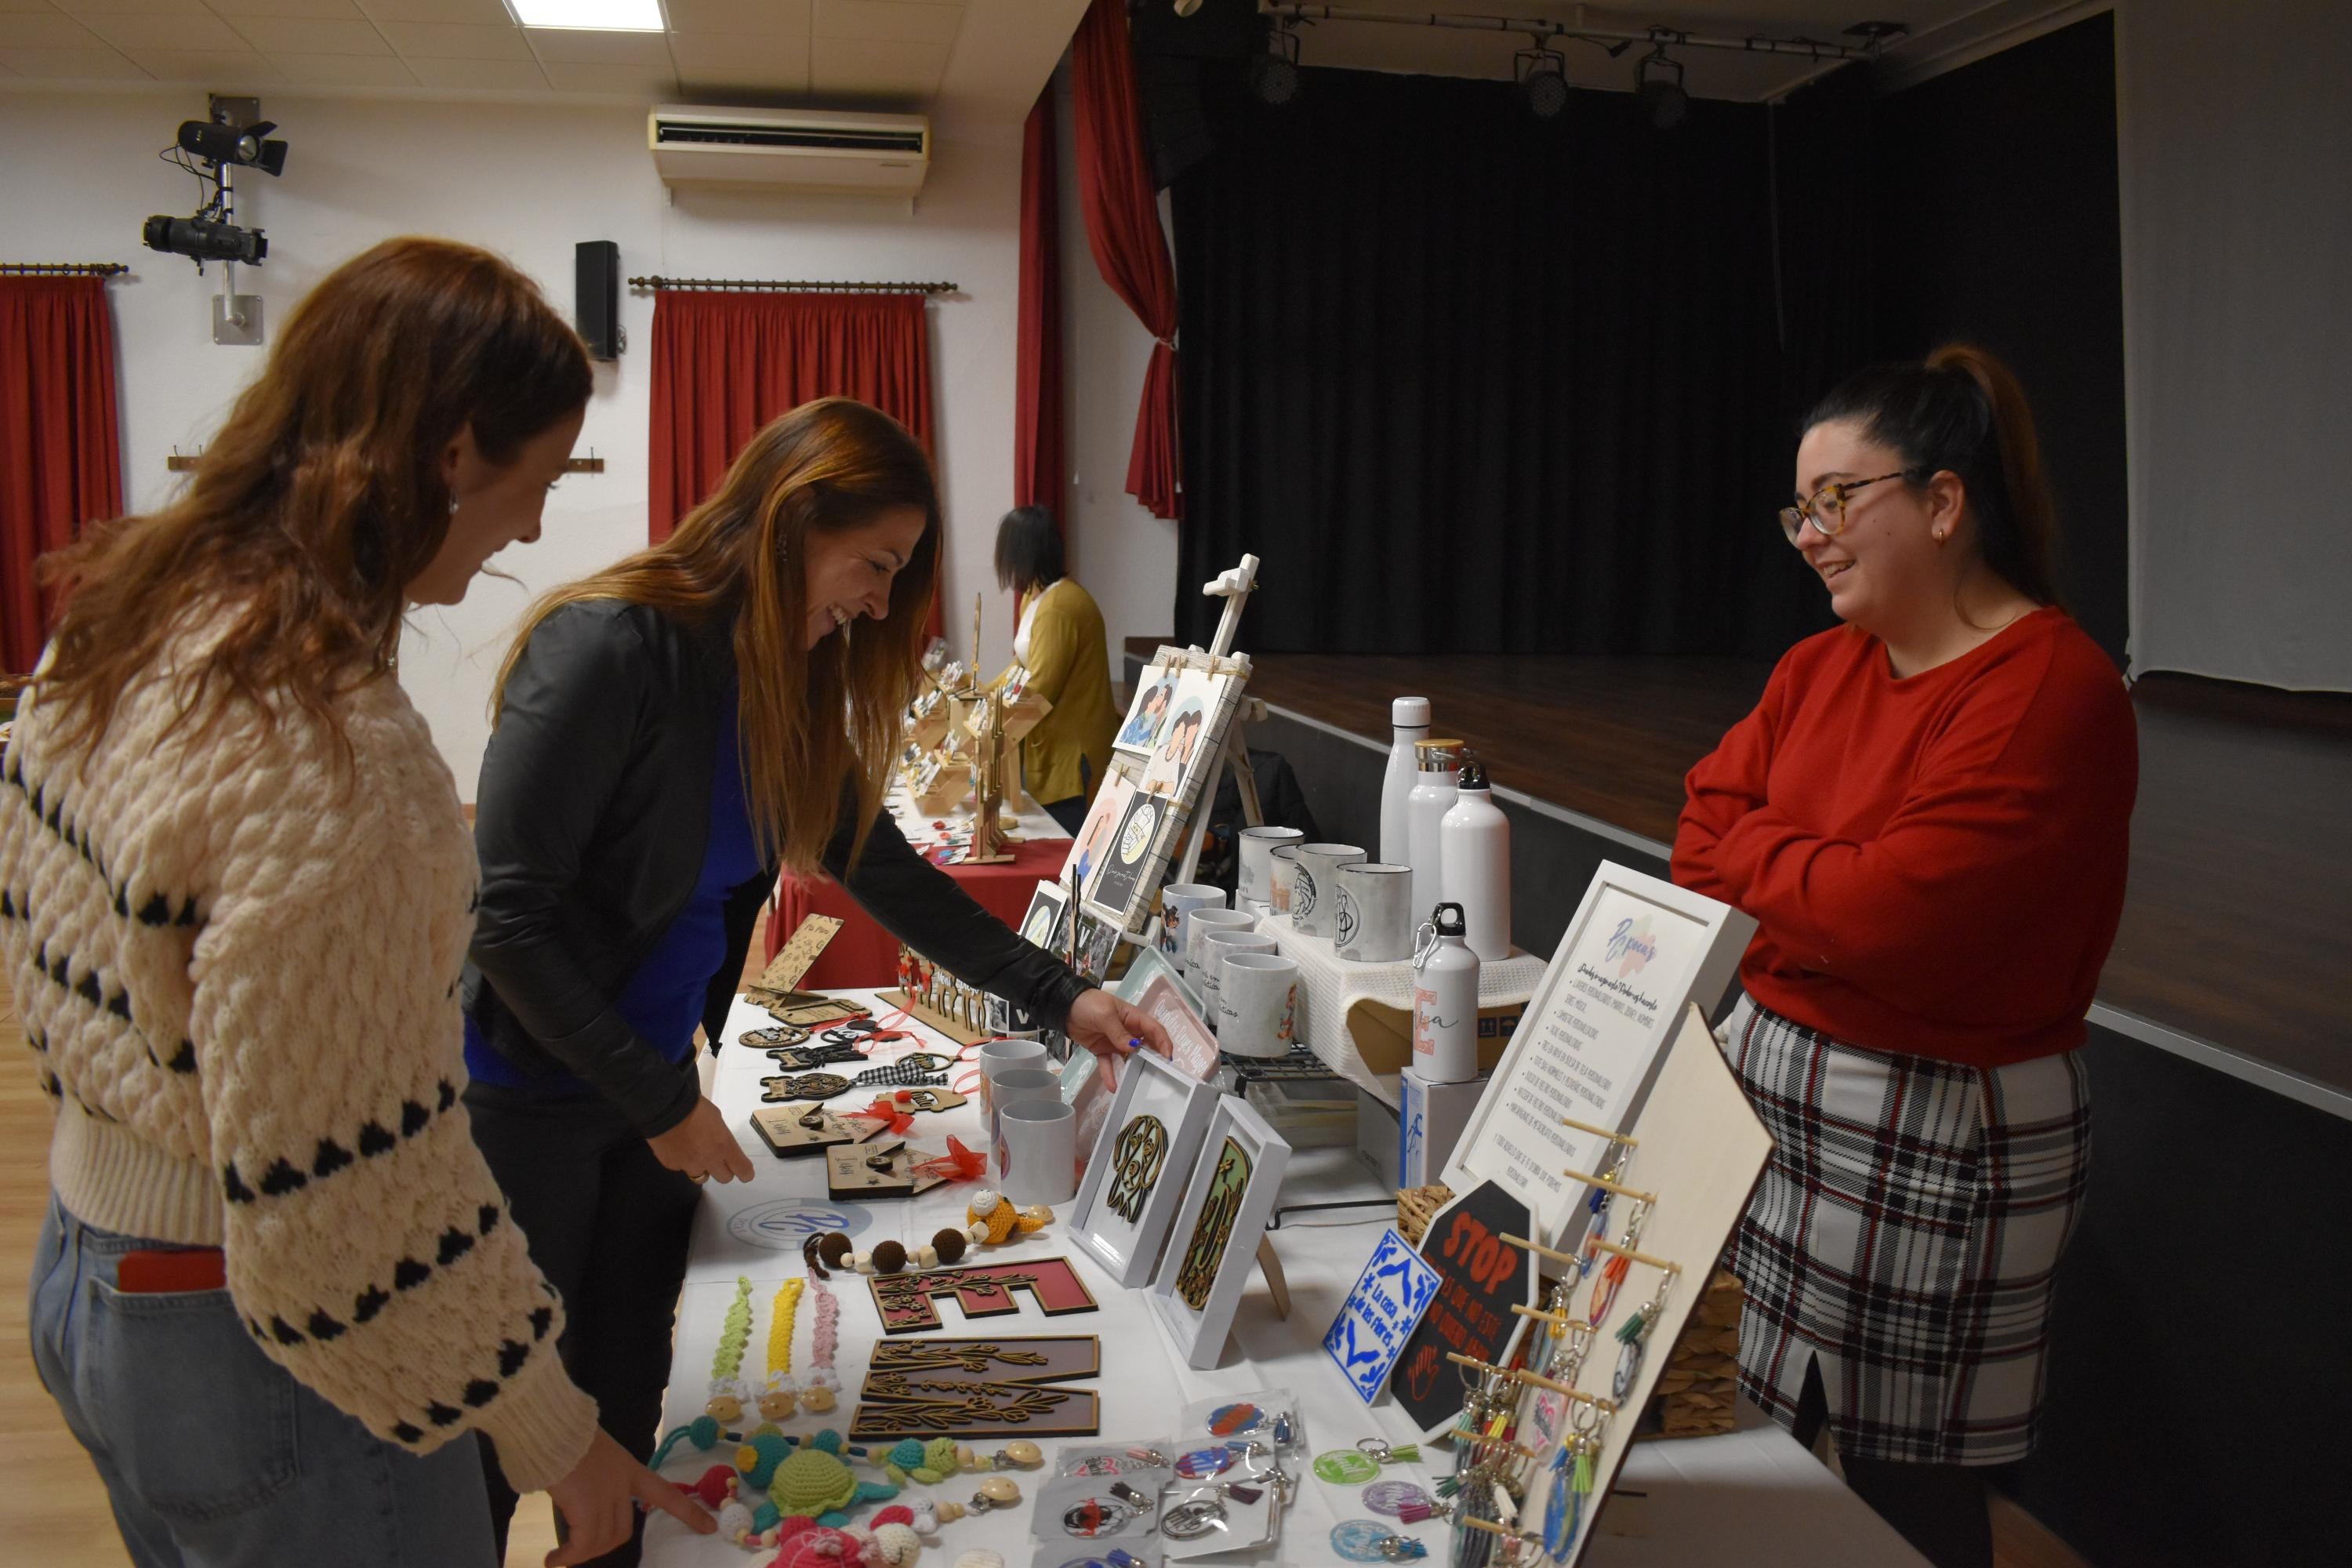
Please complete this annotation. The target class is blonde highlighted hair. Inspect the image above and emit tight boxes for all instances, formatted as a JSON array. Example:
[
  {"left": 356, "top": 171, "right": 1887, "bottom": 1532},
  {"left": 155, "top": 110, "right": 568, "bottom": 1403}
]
[{"left": 495, "top": 398, "right": 940, "bottom": 872}]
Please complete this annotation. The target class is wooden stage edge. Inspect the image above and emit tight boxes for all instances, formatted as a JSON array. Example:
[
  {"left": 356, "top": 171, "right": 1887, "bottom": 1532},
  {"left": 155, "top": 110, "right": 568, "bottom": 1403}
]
[{"left": 1123, "top": 638, "right": 2352, "bottom": 1118}]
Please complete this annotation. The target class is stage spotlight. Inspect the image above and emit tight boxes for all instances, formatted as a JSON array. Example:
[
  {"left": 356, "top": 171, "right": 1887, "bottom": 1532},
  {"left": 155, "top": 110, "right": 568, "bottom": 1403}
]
[
  {"left": 1247, "top": 21, "right": 1301, "bottom": 106},
  {"left": 1515, "top": 42, "right": 1570, "bottom": 120},
  {"left": 176, "top": 118, "right": 288, "bottom": 176},
  {"left": 143, "top": 215, "right": 268, "bottom": 265},
  {"left": 1635, "top": 46, "right": 1687, "bottom": 130}
]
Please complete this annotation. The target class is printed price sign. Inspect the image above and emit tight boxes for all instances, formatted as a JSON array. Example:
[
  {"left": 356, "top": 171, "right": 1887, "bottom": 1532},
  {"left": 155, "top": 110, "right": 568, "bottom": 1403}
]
[{"left": 1321, "top": 1227, "right": 1443, "bottom": 1404}]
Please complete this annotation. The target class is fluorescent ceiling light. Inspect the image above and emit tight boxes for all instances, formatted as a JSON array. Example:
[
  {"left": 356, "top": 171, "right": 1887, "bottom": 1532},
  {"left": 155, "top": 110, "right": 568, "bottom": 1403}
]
[{"left": 506, "top": 0, "right": 664, "bottom": 31}]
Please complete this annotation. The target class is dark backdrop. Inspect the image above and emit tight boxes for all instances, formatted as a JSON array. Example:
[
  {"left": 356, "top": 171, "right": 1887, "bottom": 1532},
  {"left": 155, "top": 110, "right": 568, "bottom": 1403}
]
[
  {"left": 1159, "top": 18, "right": 2128, "bottom": 670},
  {"left": 1867, "top": 14, "right": 2128, "bottom": 666}
]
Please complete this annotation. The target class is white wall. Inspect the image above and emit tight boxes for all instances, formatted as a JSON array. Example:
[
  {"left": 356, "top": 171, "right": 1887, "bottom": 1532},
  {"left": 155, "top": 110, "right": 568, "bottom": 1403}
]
[
  {"left": 1052, "top": 65, "right": 1178, "bottom": 691},
  {"left": 0, "top": 87, "right": 1035, "bottom": 792}
]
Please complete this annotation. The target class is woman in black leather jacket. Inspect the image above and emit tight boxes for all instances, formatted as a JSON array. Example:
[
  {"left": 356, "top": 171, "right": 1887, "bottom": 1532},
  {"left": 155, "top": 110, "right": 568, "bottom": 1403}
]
[{"left": 458, "top": 397, "right": 1169, "bottom": 1564}]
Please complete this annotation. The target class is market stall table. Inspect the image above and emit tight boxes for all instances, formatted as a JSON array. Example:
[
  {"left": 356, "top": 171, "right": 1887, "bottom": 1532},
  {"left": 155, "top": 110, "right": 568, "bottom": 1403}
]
[
  {"left": 767, "top": 794, "right": 1071, "bottom": 987},
  {"left": 641, "top": 989, "right": 1927, "bottom": 1567}
]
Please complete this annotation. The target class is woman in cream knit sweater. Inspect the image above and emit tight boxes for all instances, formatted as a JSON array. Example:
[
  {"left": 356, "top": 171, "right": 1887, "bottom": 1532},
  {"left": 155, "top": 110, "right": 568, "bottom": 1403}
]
[{"left": 0, "top": 239, "right": 709, "bottom": 1566}]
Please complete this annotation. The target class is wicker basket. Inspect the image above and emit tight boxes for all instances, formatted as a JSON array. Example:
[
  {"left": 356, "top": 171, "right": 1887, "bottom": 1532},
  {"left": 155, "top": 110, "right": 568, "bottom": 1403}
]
[{"left": 1392, "top": 1182, "right": 1743, "bottom": 1442}]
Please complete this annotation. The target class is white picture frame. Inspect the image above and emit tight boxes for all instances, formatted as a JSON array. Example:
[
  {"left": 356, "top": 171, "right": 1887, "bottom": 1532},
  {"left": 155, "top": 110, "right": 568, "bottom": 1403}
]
[
  {"left": 1068, "top": 1048, "right": 1220, "bottom": 1288},
  {"left": 1440, "top": 860, "right": 1756, "bottom": 1247},
  {"left": 1147, "top": 1095, "right": 1292, "bottom": 1370}
]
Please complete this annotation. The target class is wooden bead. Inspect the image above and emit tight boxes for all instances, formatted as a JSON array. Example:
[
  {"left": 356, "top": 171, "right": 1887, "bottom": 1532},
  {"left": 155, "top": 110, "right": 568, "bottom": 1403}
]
[
  {"left": 935, "top": 1501, "right": 967, "bottom": 1525},
  {"left": 914, "top": 1245, "right": 938, "bottom": 1269},
  {"left": 967, "top": 1221, "right": 989, "bottom": 1244}
]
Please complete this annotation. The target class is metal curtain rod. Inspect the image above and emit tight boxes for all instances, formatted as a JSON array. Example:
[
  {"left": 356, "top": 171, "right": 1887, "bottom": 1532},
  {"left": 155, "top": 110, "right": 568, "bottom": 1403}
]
[
  {"left": 0, "top": 262, "right": 129, "bottom": 277},
  {"left": 1261, "top": 4, "right": 1883, "bottom": 63},
  {"left": 628, "top": 276, "right": 956, "bottom": 294}
]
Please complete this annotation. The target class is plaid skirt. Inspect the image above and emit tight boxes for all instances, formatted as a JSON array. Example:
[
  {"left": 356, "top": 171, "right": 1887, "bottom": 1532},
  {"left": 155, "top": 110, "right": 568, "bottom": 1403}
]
[{"left": 1720, "top": 995, "right": 2090, "bottom": 1465}]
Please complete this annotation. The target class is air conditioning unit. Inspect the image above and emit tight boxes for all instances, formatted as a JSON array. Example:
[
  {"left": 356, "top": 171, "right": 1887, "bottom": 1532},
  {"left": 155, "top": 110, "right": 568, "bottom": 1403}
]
[{"left": 648, "top": 106, "right": 930, "bottom": 194}]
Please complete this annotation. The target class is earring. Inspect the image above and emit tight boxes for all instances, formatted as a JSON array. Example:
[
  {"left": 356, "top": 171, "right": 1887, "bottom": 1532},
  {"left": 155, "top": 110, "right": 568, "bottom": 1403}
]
[
  {"left": 1933, "top": 528, "right": 1946, "bottom": 542},
  {"left": 448, "top": 495, "right": 461, "bottom": 516}
]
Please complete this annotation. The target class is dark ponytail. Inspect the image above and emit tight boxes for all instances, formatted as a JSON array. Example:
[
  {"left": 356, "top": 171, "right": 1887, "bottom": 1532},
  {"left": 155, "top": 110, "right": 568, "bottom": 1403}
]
[{"left": 1805, "top": 343, "right": 2060, "bottom": 607}]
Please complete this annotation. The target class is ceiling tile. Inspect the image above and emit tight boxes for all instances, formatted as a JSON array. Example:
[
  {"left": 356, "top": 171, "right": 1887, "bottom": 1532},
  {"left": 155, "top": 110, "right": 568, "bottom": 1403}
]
[
  {"left": 48, "top": 0, "right": 212, "bottom": 16},
  {"left": 401, "top": 50, "right": 541, "bottom": 85},
  {"left": 810, "top": 31, "right": 943, "bottom": 96},
  {"left": 375, "top": 18, "right": 522, "bottom": 55},
  {"left": 659, "top": 0, "right": 804, "bottom": 36},
  {"left": 82, "top": 9, "right": 239, "bottom": 45},
  {"left": 224, "top": 14, "right": 389, "bottom": 51},
  {"left": 216, "top": 0, "right": 367, "bottom": 18},
  {"left": 354, "top": 0, "right": 509, "bottom": 23},
  {"left": 664, "top": 27, "right": 802, "bottom": 77},
  {"left": 0, "top": 43, "right": 151, "bottom": 74},
  {"left": 535, "top": 56, "right": 671, "bottom": 93},
  {"left": 265, "top": 48, "right": 414, "bottom": 82},
  {"left": 814, "top": 0, "right": 957, "bottom": 45},
  {"left": 0, "top": 10, "right": 101, "bottom": 43},
  {"left": 522, "top": 23, "right": 664, "bottom": 64},
  {"left": 120, "top": 45, "right": 280, "bottom": 79}
]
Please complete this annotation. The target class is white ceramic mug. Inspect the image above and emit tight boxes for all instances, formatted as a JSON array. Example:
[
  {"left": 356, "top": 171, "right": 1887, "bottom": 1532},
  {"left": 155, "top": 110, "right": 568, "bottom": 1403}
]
[
  {"left": 997, "top": 1099, "right": 1080, "bottom": 1206},
  {"left": 1196, "top": 927, "right": 1278, "bottom": 1025},
  {"left": 1182, "top": 908, "right": 1257, "bottom": 994},
  {"left": 1268, "top": 845, "right": 1302, "bottom": 916},
  {"left": 977, "top": 1036, "right": 1047, "bottom": 1116},
  {"left": 1218, "top": 953, "right": 1304, "bottom": 1058},
  {"left": 1159, "top": 882, "right": 1228, "bottom": 959},
  {"left": 988, "top": 1066, "right": 1062, "bottom": 1164},
  {"left": 1238, "top": 826, "right": 1306, "bottom": 906},
  {"left": 1290, "top": 843, "right": 1367, "bottom": 939},
  {"left": 1336, "top": 862, "right": 1416, "bottom": 964}
]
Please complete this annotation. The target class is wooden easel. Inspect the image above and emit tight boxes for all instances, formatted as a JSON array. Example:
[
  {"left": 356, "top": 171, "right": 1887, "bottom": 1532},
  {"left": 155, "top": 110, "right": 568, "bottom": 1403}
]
[{"left": 1171, "top": 554, "right": 1269, "bottom": 889}]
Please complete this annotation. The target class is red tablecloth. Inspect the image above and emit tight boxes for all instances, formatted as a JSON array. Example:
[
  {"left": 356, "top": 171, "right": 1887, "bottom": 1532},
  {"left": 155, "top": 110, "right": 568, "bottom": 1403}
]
[{"left": 767, "top": 834, "right": 1074, "bottom": 987}]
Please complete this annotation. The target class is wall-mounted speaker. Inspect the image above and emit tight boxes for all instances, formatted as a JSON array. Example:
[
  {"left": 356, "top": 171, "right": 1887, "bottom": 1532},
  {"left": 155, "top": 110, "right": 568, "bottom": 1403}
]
[{"left": 575, "top": 240, "right": 621, "bottom": 361}]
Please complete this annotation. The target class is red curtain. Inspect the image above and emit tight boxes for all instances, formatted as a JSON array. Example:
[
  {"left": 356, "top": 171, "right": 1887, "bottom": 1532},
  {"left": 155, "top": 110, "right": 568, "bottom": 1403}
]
[
  {"left": 647, "top": 289, "right": 941, "bottom": 634},
  {"left": 1071, "top": 0, "right": 1181, "bottom": 521},
  {"left": 1, "top": 278, "right": 122, "bottom": 674},
  {"left": 1014, "top": 87, "right": 1065, "bottom": 521}
]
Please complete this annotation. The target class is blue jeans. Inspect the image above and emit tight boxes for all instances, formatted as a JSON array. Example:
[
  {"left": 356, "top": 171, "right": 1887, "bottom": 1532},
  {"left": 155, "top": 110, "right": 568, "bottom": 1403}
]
[{"left": 27, "top": 1195, "right": 497, "bottom": 1568}]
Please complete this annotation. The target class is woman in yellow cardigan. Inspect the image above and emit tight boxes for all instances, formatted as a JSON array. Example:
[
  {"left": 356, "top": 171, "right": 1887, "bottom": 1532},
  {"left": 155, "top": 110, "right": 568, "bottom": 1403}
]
[{"left": 996, "top": 506, "right": 1119, "bottom": 833}]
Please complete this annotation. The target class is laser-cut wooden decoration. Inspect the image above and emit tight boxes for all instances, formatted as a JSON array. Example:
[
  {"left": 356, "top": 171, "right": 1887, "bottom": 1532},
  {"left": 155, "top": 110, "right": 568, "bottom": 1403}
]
[
  {"left": 849, "top": 1336, "right": 1103, "bottom": 1439},
  {"left": 868, "top": 1258, "right": 1101, "bottom": 1334}
]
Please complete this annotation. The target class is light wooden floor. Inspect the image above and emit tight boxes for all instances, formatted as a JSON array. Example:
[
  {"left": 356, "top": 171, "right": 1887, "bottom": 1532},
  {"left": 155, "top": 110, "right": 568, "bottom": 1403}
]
[{"left": 0, "top": 975, "right": 2084, "bottom": 1568}]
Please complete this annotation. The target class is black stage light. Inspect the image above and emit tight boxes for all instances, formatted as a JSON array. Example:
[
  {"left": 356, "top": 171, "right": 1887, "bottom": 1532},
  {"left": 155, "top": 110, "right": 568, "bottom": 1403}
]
[
  {"left": 1515, "top": 43, "right": 1570, "bottom": 120},
  {"left": 176, "top": 118, "right": 289, "bottom": 176},
  {"left": 143, "top": 215, "right": 269, "bottom": 265},
  {"left": 1248, "top": 23, "right": 1301, "bottom": 106},
  {"left": 1635, "top": 47, "right": 1688, "bottom": 130}
]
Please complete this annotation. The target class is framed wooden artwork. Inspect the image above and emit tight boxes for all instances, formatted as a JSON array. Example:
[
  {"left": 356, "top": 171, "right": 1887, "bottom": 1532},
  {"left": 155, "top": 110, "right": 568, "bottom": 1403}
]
[
  {"left": 1069, "top": 1047, "right": 1221, "bottom": 1287},
  {"left": 1146, "top": 1096, "right": 1292, "bottom": 1370}
]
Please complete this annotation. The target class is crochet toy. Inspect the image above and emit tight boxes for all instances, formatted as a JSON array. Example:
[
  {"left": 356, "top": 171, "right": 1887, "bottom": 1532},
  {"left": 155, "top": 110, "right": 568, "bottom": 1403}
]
[
  {"left": 963, "top": 1189, "right": 1051, "bottom": 1247},
  {"left": 709, "top": 1276, "right": 757, "bottom": 1423},
  {"left": 766, "top": 1428, "right": 899, "bottom": 1528},
  {"left": 878, "top": 1435, "right": 1044, "bottom": 1486},
  {"left": 652, "top": 1413, "right": 740, "bottom": 1470},
  {"left": 761, "top": 1278, "right": 806, "bottom": 1421}
]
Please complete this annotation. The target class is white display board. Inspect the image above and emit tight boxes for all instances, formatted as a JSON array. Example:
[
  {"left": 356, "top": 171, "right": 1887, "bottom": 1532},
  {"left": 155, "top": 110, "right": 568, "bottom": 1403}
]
[
  {"left": 1066, "top": 1047, "right": 1219, "bottom": 1288},
  {"left": 1442, "top": 861, "right": 1755, "bottom": 1247},
  {"left": 1146, "top": 1095, "right": 1291, "bottom": 1370}
]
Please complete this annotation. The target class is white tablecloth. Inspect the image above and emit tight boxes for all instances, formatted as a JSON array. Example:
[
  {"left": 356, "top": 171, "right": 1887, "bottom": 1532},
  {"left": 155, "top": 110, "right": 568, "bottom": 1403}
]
[{"left": 642, "top": 990, "right": 1924, "bottom": 1567}]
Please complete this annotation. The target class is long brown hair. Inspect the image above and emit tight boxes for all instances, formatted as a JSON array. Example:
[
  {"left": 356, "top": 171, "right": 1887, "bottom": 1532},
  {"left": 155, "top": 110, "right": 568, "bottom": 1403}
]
[
  {"left": 495, "top": 398, "right": 941, "bottom": 873},
  {"left": 1803, "top": 342, "right": 2060, "bottom": 606},
  {"left": 35, "top": 237, "right": 590, "bottom": 758}
]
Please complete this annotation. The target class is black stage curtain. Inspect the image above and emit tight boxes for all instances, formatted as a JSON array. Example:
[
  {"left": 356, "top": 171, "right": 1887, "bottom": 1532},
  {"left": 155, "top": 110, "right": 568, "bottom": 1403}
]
[
  {"left": 1868, "top": 15, "right": 2129, "bottom": 669},
  {"left": 1171, "top": 66, "right": 1868, "bottom": 657}
]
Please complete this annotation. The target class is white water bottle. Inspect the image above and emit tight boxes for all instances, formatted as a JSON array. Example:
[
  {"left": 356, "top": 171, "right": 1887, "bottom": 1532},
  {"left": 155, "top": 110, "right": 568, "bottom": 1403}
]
[
  {"left": 1406, "top": 738, "right": 1463, "bottom": 911},
  {"left": 1381, "top": 696, "right": 1430, "bottom": 868},
  {"left": 1413, "top": 902, "right": 1481, "bottom": 1083},
  {"left": 1441, "top": 757, "right": 1511, "bottom": 961}
]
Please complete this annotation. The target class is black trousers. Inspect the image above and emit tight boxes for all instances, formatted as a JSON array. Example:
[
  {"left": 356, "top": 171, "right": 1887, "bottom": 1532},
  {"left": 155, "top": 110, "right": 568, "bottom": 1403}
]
[
  {"left": 1790, "top": 1356, "right": 1994, "bottom": 1568},
  {"left": 465, "top": 1065, "right": 702, "bottom": 1568},
  {"left": 1040, "top": 794, "right": 1089, "bottom": 835}
]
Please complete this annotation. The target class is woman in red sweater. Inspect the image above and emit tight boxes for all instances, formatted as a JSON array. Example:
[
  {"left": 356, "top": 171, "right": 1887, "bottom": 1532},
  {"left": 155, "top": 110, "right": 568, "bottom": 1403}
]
[{"left": 1674, "top": 346, "right": 2136, "bottom": 1568}]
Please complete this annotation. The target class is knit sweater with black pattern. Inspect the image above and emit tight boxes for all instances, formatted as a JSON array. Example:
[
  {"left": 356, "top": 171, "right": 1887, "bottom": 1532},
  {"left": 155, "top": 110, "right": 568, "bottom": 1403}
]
[{"left": 0, "top": 628, "right": 597, "bottom": 1492}]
